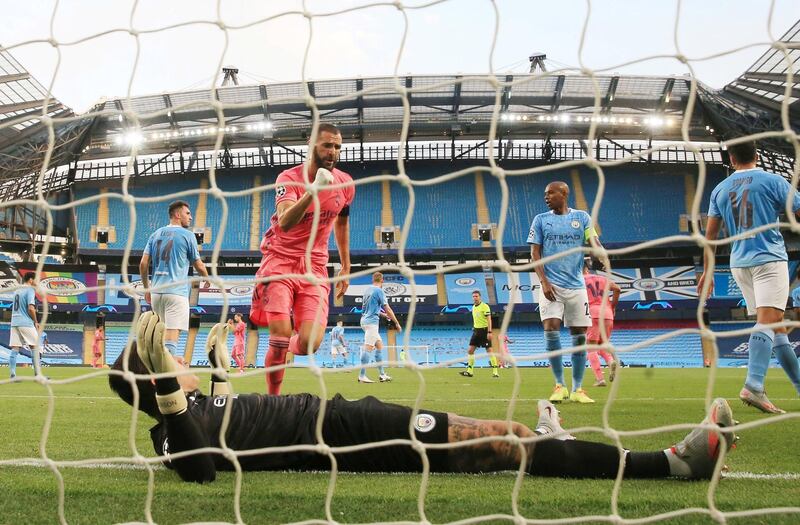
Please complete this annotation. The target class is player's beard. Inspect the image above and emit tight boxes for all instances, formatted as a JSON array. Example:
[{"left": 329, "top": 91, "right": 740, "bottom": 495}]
[{"left": 314, "top": 148, "right": 337, "bottom": 171}]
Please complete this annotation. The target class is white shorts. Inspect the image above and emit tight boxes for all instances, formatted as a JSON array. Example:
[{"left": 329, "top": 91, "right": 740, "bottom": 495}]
[
  {"left": 331, "top": 343, "right": 348, "bottom": 356},
  {"left": 151, "top": 293, "right": 190, "bottom": 331},
  {"left": 731, "top": 260, "right": 789, "bottom": 316},
  {"left": 361, "top": 322, "right": 382, "bottom": 347},
  {"left": 10, "top": 326, "right": 37, "bottom": 348},
  {"left": 538, "top": 285, "right": 591, "bottom": 328}
]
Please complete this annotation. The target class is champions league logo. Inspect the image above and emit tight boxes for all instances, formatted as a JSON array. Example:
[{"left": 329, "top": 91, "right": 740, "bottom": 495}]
[{"left": 276, "top": 185, "right": 286, "bottom": 197}]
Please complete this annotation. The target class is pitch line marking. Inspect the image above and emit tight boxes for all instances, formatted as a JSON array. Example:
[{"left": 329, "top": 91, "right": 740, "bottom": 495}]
[{"left": 1, "top": 461, "right": 798, "bottom": 480}]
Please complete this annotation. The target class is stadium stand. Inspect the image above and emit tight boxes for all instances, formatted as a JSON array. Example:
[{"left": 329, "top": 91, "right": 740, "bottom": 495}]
[
  {"left": 73, "top": 163, "right": 730, "bottom": 252},
  {"left": 99, "top": 322, "right": 704, "bottom": 369}
]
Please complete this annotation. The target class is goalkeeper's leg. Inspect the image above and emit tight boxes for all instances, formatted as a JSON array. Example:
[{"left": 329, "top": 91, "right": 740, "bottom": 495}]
[{"left": 445, "top": 398, "right": 736, "bottom": 480}]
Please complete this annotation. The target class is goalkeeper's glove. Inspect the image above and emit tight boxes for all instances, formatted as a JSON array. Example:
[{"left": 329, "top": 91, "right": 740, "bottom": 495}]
[
  {"left": 136, "top": 311, "right": 186, "bottom": 415},
  {"left": 206, "top": 322, "right": 231, "bottom": 396},
  {"left": 311, "top": 167, "right": 334, "bottom": 191}
]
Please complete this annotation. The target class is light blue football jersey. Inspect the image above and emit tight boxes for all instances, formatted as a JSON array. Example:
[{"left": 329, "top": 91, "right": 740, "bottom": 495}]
[
  {"left": 791, "top": 286, "right": 800, "bottom": 308},
  {"left": 708, "top": 168, "right": 800, "bottom": 268},
  {"left": 143, "top": 225, "right": 201, "bottom": 297},
  {"left": 331, "top": 325, "right": 345, "bottom": 343},
  {"left": 11, "top": 286, "right": 35, "bottom": 328},
  {"left": 361, "top": 285, "right": 387, "bottom": 325},
  {"left": 527, "top": 209, "right": 596, "bottom": 289}
]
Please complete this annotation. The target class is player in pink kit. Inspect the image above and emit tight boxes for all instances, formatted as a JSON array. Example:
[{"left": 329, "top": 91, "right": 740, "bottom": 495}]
[
  {"left": 251, "top": 123, "right": 354, "bottom": 394},
  {"left": 92, "top": 325, "right": 105, "bottom": 368},
  {"left": 583, "top": 263, "right": 621, "bottom": 387},
  {"left": 229, "top": 314, "right": 246, "bottom": 373}
]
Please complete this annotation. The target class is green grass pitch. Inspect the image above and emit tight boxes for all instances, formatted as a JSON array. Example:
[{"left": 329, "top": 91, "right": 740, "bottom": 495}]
[{"left": 1, "top": 365, "right": 799, "bottom": 524}]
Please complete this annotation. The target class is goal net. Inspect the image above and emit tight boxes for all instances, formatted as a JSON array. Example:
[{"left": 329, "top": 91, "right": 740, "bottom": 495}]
[{"left": 1, "top": 1, "right": 799, "bottom": 524}]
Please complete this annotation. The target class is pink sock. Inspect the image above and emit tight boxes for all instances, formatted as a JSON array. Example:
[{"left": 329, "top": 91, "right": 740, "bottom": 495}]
[
  {"left": 587, "top": 351, "right": 604, "bottom": 381},
  {"left": 266, "top": 336, "right": 290, "bottom": 395},
  {"left": 598, "top": 350, "right": 614, "bottom": 365}
]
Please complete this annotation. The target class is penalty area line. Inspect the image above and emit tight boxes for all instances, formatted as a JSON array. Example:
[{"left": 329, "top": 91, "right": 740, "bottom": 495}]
[{"left": 0, "top": 460, "right": 164, "bottom": 470}]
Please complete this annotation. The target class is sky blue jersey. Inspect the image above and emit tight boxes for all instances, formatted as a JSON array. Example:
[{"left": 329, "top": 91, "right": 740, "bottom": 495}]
[
  {"left": 143, "top": 225, "right": 201, "bottom": 297},
  {"left": 708, "top": 168, "right": 800, "bottom": 268},
  {"left": 361, "top": 285, "right": 387, "bottom": 325},
  {"left": 791, "top": 286, "right": 800, "bottom": 308},
  {"left": 527, "top": 209, "right": 596, "bottom": 289},
  {"left": 40, "top": 331, "right": 47, "bottom": 347},
  {"left": 331, "top": 326, "right": 345, "bottom": 343},
  {"left": 11, "top": 286, "right": 35, "bottom": 328}
]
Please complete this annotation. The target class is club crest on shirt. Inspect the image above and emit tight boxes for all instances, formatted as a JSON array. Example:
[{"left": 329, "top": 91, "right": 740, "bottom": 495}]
[
  {"left": 414, "top": 413, "right": 436, "bottom": 433},
  {"left": 571, "top": 219, "right": 580, "bottom": 229},
  {"left": 276, "top": 185, "right": 286, "bottom": 197}
]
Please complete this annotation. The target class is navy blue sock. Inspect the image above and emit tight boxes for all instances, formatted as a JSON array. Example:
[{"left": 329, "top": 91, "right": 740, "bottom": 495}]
[{"left": 545, "top": 331, "right": 564, "bottom": 385}]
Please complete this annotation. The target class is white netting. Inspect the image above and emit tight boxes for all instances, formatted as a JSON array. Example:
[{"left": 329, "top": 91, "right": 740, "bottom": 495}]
[{"left": 1, "top": 1, "right": 800, "bottom": 524}]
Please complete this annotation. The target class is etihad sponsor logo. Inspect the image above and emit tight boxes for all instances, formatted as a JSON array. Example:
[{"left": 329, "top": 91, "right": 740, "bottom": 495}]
[{"left": 544, "top": 233, "right": 582, "bottom": 241}]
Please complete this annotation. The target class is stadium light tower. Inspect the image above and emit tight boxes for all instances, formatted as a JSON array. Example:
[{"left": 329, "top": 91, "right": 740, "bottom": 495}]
[
  {"left": 529, "top": 53, "right": 547, "bottom": 73},
  {"left": 221, "top": 66, "right": 240, "bottom": 86}
]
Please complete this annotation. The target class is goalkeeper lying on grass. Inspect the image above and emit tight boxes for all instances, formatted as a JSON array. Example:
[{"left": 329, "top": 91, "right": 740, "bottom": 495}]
[{"left": 108, "top": 312, "right": 737, "bottom": 484}]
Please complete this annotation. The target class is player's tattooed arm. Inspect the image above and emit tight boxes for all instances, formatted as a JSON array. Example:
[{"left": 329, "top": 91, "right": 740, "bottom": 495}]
[{"left": 446, "top": 414, "right": 531, "bottom": 473}]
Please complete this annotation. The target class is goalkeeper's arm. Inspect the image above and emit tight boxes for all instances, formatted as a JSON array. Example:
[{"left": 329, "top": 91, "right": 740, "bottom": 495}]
[{"left": 137, "top": 312, "right": 217, "bottom": 483}]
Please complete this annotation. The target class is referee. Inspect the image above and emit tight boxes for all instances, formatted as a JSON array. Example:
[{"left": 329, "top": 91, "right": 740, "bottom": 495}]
[{"left": 460, "top": 290, "right": 499, "bottom": 378}]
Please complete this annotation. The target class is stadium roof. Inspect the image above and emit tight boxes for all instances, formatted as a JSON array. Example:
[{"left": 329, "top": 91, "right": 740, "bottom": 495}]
[
  {"left": 725, "top": 19, "right": 800, "bottom": 113},
  {"left": 0, "top": 19, "right": 799, "bottom": 199}
]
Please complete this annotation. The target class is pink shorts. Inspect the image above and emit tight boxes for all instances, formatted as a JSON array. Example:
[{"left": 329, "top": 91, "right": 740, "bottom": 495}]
[
  {"left": 250, "top": 252, "right": 330, "bottom": 328},
  {"left": 586, "top": 318, "right": 613, "bottom": 344},
  {"left": 232, "top": 344, "right": 245, "bottom": 357}
]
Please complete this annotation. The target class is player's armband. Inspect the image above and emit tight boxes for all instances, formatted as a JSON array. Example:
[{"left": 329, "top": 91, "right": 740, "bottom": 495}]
[{"left": 338, "top": 205, "right": 350, "bottom": 217}]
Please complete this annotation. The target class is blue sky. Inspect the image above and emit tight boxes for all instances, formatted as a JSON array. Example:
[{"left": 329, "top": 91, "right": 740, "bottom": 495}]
[{"left": 2, "top": 0, "right": 798, "bottom": 113}]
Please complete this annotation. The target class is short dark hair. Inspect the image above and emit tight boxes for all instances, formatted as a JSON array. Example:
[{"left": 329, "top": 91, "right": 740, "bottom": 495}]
[
  {"left": 168, "top": 200, "right": 190, "bottom": 218},
  {"left": 728, "top": 140, "right": 757, "bottom": 165},
  {"left": 316, "top": 123, "right": 341, "bottom": 137},
  {"left": 472, "top": 290, "right": 481, "bottom": 296},
  {"left": 108, "top": 345, "right": 161, "bottom": 421},
  {"left": 22, "top": 272, "right": 35, "bottom": 283}
]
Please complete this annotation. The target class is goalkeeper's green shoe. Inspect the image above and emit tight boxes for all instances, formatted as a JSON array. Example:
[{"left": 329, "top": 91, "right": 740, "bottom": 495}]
[
  {"left": 548, "top": 384, "right": 569, "bottom": 403},
  {"left": 668, "top": 397, "right": 737, "bottom": 479}
]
